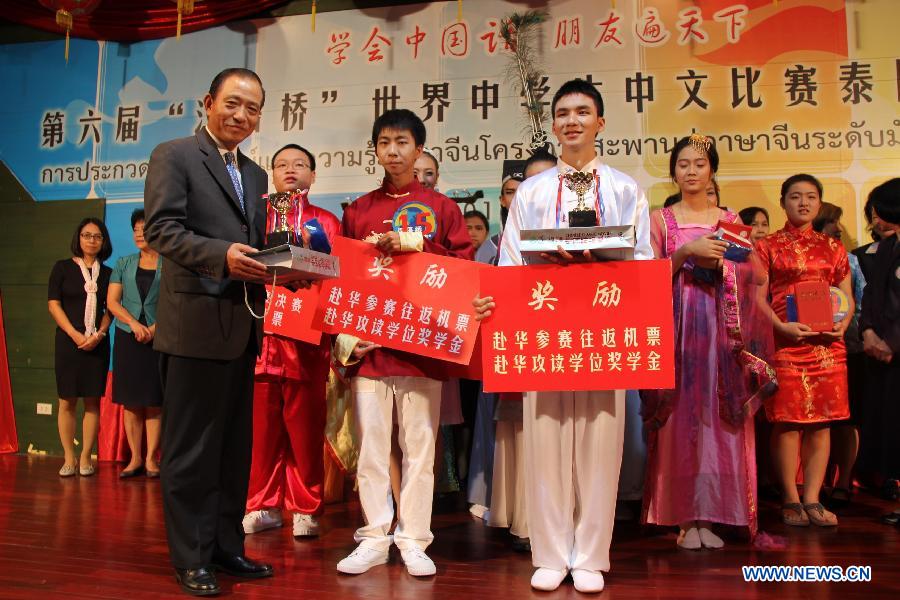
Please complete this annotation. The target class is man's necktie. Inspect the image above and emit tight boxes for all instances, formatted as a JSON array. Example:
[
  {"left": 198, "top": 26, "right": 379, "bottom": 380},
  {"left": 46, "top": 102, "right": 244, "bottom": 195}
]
[{"left": 224, "top": 151, "right": 245, "bottom": 214}]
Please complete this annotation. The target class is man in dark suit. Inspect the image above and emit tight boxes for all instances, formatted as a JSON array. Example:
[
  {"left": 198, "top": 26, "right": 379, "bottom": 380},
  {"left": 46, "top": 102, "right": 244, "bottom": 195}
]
[{"left": 144, "top": 67, "right": 273, "bottom": 596}]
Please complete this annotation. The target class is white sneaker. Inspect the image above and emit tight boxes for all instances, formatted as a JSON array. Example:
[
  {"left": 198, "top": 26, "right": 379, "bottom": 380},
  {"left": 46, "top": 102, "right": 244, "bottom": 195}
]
[
  {"left": 530, "top": 567, "right": 567, "bottom": 591},
  {"left": 337, "top": 545, "right": 389, "bottom": 574},
  {"left": 242, "top": 508, "right": 283, "bottom": 534},
  {"left": 292, "top": 513, "right": 320, "bottom": 537},
  {"left": 571, "top": 569, "right": 605, "bottom": 593},
  {"left": 399, "top": 547, "right": 436, "bottom": 577}
]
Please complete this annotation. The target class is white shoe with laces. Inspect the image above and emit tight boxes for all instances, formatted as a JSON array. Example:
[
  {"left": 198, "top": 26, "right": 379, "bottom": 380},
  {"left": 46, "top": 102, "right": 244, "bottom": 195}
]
[
  {"left": 337, "top": 544, "right": 389, "bottom": 574},
  {"left": 399, "top": 547, "right": 436, "bottom": 576},
  {"left": 292, "top": 513, "right": 320, "bottom": 537},
  {"left": 571, "top": 569, "right": 605, "bottom": 593},
  {"left": 530, "top": 567, "right": 568, "bottom": 591},
  {"left": 242, "top": 508, "right": 283, "bottom": 534}
]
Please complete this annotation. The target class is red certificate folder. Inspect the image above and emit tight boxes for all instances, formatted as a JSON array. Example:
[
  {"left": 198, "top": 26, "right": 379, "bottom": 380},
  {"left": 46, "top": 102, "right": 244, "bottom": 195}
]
[{"left": 794, "top": 280, "right": 833, "bottom": 332}]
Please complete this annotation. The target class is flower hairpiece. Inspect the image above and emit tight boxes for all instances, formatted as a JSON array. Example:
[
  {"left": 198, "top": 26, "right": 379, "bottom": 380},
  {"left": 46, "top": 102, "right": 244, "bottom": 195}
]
[{"left": 688, "top": 133, "right": 712, "bottom": 155}]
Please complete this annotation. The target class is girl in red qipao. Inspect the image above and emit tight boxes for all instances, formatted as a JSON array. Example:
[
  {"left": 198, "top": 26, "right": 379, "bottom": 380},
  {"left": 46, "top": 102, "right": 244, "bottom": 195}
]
[{"left": 755, "top": 174, "right": 854, "bottom": 528}]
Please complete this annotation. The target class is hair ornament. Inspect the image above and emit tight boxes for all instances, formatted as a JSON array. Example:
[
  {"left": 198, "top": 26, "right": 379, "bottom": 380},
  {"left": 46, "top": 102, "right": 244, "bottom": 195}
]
[{"left": 688, "top": 133, "right": 712, "bottom": 156}]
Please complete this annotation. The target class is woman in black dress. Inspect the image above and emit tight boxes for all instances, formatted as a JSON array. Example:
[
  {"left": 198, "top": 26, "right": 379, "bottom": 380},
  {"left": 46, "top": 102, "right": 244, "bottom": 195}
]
[
  {"left": 47, "top": 218, "right": 113, "bottom": 477},
  {"left": 107, "top": 210, "right": 163, "bottom": 478}
]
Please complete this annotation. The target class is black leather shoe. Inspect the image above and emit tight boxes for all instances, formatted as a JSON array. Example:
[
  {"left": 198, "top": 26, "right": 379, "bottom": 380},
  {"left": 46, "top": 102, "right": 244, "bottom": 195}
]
[
  {"left": 174, "top": 567, "right": 220, "bottom": 596},
  {"left": 880, "top": 511, "right": 900, "bottom": 526},
  {"left": 210, "top": 554, "right": 273, "bottom": 579},
  {"left": 511, "top": 536, "right": 531, "bottom": 553},
  {"left": 119, "top": 465, "right": 145, "bottom": 479}
]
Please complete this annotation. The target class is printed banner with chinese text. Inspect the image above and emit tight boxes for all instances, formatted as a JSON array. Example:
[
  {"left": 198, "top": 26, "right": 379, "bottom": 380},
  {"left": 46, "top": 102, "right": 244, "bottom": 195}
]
[
  {"left": 479, "top": 260, "right": 675, "bottom": 392},
  {"left": 263, "top": 284, "right": 323, "bottom": 345},
  {"left": 313, "top": 236, "right": 481, "bottom": 364}
]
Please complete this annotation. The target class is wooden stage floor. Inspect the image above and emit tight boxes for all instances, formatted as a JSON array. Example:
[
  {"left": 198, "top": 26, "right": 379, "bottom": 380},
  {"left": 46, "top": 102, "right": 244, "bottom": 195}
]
[{"left": 0, "top": 454, "right": 897, "bottom": 599}]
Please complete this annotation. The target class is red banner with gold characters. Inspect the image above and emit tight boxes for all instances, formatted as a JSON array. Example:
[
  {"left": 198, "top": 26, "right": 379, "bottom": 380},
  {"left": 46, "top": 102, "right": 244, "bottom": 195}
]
[
  {"left": 263, "top": 284, "right": 323, "bottom": 345},
  {"left": 479, "top": 260, "right": 675, "bottom": 393},
  {"left": 313, "top": 236, "right": 481, "bottom": 365}
]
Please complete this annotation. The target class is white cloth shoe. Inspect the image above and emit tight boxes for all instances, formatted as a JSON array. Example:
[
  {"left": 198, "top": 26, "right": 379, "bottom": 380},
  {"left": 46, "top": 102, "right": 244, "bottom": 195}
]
[
  {"left": 677, "top": 526, "right": 701, "bottom": 550},
  {"left": 293, "top": 513, "right": 320, "bottom": 537},
  {"left": 242, "top": 508, "right": 283, "bottom": 534},
  {"left": 400, "top": 547, "right": 436, "bottom": 576},
  {"left": 698, "top": 526, "right": 724, "bottom": 549},
  {"left": 337, "top": 545, "right": 389, "bottom": 574},
  {"left": 530, "top": 567, "right": 568, "bottom": 591},
  {"left": 469, "top": 504, "right": 488, "bottom": 520},
  {"left": 571, "top": 569, "right": 605, "bottom": 593}
]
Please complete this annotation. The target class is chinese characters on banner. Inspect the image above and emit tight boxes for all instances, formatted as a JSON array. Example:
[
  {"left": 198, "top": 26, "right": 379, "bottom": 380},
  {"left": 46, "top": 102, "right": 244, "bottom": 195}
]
[
  {"left": 313, "top": 237, "right": 482, "bottom": 364},
  {"left": 263, "top": 284, "right": 323, "bottom": 345},
  {"left": 479, "top": 260, "right": 675, "bottom": 393}
]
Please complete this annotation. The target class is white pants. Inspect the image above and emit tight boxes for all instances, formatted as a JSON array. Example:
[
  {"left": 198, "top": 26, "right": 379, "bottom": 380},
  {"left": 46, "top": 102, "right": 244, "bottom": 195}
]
[
  {"left": 488, "top": 420, "right": 528, "bottom": 538},
  {"left": 524, "top": 390, "right": 625, "bottom": 572},
  {"left": 351, "top": 376, "right": 441, "bottom": 552}
]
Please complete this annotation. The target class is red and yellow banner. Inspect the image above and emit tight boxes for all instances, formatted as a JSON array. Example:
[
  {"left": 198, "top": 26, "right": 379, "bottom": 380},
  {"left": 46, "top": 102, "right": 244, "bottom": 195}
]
[
  {"left": 313, "top": 236, "right": 482, "bottom": 364},
  {"left": 479, "top": 260, "right": 675, "bottom": 393},
  {"left": 263, "top": 284, "right": 323, "bottom": 345}
]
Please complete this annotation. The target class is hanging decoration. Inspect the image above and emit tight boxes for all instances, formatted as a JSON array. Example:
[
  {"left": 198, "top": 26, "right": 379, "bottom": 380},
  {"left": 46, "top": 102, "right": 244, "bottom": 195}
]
[
  {"left": 457, "top": 0, "right": 462, "bottom": 23},
  {"left": 38, "top": 0, "right": 102, "bottom": 62},
  {"left": 312, "top": 0, "right": 317, "bottom": 32},
  {"left": 499, "top": 10, "right": 552, "bottom": 154},
  {"left": 171, "top": 0, "right": 196, "bottom": 39}
]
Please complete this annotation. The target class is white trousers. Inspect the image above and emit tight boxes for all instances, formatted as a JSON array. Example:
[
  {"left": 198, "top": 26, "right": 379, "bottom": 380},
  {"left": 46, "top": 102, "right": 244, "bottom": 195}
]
[
  {"left": 488, "top": 420, "right": 529, "bottom": 538},
  {"left": 351, "top": 376, "right": 441, "bottom": 552},
  {"left": 524, "top": 389, "right": 625, "bottom": 572}
]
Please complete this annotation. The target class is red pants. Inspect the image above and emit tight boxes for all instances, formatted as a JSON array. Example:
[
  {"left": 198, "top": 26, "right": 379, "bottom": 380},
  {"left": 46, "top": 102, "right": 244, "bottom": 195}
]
[{"left": 246, "top": 377, "right": 326, "bottom": 514}]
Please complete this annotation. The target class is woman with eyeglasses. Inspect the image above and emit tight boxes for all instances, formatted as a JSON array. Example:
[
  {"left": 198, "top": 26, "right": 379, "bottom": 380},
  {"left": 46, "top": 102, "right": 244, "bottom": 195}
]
[
  {"left": 47, "top": 217, "right": 113, "bottom": 477},
  {"left": 106, "top": 209, "right": 163, "bottom": 479}
]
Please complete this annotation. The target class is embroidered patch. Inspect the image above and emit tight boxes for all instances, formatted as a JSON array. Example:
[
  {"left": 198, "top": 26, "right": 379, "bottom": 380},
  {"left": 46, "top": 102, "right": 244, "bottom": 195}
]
[{"left": 392, "top": 201, "right": 438, "bottom": 239}]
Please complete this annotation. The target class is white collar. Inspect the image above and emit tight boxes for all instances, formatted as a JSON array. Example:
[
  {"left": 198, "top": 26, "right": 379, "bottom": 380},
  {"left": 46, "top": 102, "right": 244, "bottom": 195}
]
[{"left": 556, "top": 154, "right": 602, "bottom": 175}]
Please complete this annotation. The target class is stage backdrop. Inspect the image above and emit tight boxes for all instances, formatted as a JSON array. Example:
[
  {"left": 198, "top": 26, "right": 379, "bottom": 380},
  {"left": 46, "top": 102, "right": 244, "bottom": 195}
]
[{"left": 0, "top": 0, "right": 898, "bottom": 455}]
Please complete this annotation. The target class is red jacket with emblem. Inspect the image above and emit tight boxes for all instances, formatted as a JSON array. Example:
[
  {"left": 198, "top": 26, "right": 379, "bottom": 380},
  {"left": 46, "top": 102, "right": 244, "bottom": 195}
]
[
  {"left": 340, "top": 179, "right": 473, "bottom": 379},
  {"left": 256, "top": 200, "right": 342, "bottom": 382}
]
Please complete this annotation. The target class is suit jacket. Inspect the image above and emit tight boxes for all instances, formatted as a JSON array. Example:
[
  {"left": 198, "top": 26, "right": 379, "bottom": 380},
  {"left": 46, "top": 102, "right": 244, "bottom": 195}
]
[
  {"left": 110, "top": 252, "right": 162, "bottom": 333},
  {"left": 144, "top": 129, "right": 267, "bottom": 360}
]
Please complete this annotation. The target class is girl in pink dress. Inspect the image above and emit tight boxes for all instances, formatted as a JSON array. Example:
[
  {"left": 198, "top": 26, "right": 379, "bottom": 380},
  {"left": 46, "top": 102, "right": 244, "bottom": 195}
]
[{"left": 643, "top": 135, "right": 775, "bottom": 549}]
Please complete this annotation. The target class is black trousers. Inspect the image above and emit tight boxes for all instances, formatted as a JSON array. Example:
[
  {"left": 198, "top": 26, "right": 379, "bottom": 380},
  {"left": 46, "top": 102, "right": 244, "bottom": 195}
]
[{"left": 159, "top": 340, "right": 256, "bottom": 569}]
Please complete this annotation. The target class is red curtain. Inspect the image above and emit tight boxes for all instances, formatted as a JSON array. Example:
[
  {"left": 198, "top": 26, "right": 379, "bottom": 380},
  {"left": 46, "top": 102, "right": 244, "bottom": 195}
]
[
  {"left": 0, "top": 293, "right": 18, "bottom": 454},
  {"left": 4, "top": 1, "right": 291, "bottom": 42},
  {"left": 97, "top": 373, "right": 130, "bottom": 462}
]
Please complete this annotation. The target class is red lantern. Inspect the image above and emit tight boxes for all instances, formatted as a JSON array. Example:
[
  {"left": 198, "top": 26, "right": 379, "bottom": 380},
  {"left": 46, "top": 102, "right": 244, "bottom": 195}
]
[{"left": 39, "top": 0, "right": 102, "bottom": 62}]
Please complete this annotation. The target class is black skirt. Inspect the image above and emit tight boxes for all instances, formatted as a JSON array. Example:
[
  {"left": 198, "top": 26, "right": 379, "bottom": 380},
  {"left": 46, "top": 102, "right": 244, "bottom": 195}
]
[
  {"left": 112, "top": 327, "right": 163, "bottom": 407},
  {"left": 54, "top": 329, "right": 110, "bottom": 398}
]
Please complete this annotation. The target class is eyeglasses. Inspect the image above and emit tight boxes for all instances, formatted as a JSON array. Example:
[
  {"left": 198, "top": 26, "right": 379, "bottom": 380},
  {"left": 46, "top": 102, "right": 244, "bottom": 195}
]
[
  {"left": 273, "top": 160, "right": 311, "bottom": 171},
  {"left": 80, "top": 233, "right": 104, "bottom": 242}
]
